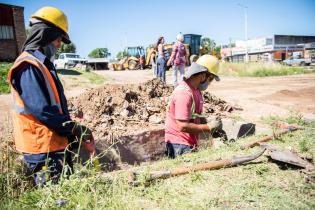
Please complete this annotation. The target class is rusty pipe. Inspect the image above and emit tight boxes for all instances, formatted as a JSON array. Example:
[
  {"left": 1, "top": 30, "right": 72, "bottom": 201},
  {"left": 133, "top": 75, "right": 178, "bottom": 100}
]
[
  {"left": 129, "top": 148, "right": 266, "bottom": 184},
  {"left": 241, "top": 124, "right": 303, "bottom": 149}
]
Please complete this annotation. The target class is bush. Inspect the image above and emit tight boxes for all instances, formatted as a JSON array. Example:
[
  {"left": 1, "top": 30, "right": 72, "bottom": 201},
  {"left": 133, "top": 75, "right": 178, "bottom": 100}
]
[
  {"left": 0, "top": 62, "right": 12, "bottom": 94},
  {"left": 219, "top": 62, "right": 314, "bottom": 77},
  {"left": 88, "top": 48, "right": 110, "bottom": 58},
  {"left": 55, "top": 43, "right": 76, "bottom": 58}
]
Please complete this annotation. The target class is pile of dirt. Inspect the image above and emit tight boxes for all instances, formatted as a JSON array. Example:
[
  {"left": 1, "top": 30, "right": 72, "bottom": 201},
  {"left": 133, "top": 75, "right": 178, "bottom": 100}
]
[
  {"left": 68, "top": 79, "right": 234, "bottom": 141},
  {"left": 256, "top": 87, "right": 315, "bottom": 113}
]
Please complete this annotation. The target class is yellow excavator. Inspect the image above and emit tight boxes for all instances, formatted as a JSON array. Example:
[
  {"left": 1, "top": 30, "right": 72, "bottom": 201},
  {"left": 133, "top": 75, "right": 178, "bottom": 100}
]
[{"left": 111, "top": 46, "right": 145, "bottom": 71}]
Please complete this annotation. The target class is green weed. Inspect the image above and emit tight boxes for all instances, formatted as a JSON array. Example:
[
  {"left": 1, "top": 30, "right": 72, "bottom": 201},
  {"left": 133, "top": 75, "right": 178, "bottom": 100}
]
[
  {"left": 1, "top": 113, "right": 314, "bottom": 209},
  {"left": 219, "top": 62, "right": 315, "bottom": 77},
  {"left": 0, "top": 62, "right": 12, "bottom": 94}
]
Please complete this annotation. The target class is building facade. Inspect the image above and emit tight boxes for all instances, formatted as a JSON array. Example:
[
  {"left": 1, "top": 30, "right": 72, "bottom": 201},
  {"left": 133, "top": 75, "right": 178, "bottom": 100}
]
[
  {"left": 304, "top": 42, "right": 315, "bottom": 60},
  {"left": 0, "top": 3, "right": 26, "bottom": 61},
  {"left": 221, "top": 35, "right": 315, "bottom": 63}
]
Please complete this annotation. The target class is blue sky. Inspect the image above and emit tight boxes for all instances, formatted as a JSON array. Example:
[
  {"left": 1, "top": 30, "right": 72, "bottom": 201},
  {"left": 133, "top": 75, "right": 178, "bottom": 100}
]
[{"left": 2, "top": 0, "right": 315, "bottom": 57}]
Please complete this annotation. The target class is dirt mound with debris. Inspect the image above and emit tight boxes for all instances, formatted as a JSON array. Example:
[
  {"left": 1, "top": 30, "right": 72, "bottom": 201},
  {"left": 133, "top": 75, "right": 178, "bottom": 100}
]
[
  {"left": 272, "top": 87, "right": 315, "bottom": 99},
  {"left": 68, "top": 79, "right": 233, "bottom": 141}
]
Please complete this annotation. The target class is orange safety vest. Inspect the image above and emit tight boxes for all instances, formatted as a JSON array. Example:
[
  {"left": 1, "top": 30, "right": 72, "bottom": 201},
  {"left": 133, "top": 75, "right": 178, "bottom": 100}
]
[{"left": 8, "top": 51, "right": 69, "bottom": 154}]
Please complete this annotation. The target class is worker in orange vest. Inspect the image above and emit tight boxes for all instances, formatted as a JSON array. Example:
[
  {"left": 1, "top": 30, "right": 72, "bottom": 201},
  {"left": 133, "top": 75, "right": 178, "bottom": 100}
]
[{"left": 8, "top": 7, "right": 95, "bottom": 185}]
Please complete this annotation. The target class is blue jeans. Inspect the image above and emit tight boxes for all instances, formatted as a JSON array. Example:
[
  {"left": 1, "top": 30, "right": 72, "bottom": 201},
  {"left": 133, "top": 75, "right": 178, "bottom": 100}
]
[
  {"left": 157, "top": 57, "right": 166, "bottom": 82},
  {"left": 24, "top": 151, "right": 73, "bottom": 186},
  {"left": 152, "top": 64, "right": 157, "bottom": 77},
  {"left": 172, "top": 65, "right": 185, "bottom": 87},
  {"left": 165, "top": 142, "right": 192, "bottom": 158}
]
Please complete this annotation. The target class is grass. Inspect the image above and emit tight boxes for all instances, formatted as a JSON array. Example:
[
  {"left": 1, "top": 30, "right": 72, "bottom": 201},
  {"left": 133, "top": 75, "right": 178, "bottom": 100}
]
[
  {"left": 219, "top": 62, "right": 315, "bottom": 77},
  {"left": 228, "top": 114, "right": 246, "bottom": 122},
  {"left": 0, "top": 62, "right": 12, "bottom": 94},
  {"left": 0, "top": 114, "right": 33, "bottom": 209},
  {"left": 0, "top": 62, "right": 106, "bottom": 94},
  {"left": 57, "top": 67, "right": 106, "bottom": 88},
  {"left": 261, "top": 111, "right": 315, "bottom": 156},
  {"left": 80, "top": 68, "right": 106, "bottom": 84},
  {"left": 1, "top": 113, "right": 314, "bottom": 209}
]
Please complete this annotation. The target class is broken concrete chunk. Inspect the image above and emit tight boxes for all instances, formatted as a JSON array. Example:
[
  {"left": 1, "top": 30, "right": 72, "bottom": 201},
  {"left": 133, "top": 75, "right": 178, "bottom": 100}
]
[
  {"left": 120, "top": 109, "right": 130, "bottom": 117},
  {"left": 146, "top": 105, "right": 160, "bottom": 113},
  {"left": 149, "top": 115, "right": 163, "bottom": 124}
]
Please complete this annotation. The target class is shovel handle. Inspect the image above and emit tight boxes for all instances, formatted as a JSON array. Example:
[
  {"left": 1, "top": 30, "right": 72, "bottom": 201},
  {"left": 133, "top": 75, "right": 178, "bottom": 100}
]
[{"left": 242, "top": 124, "right": 303, "bottom": 149}]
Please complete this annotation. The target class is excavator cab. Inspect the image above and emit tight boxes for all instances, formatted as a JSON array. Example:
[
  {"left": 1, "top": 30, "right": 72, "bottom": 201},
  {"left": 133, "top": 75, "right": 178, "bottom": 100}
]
[
  {"left": 183, "top": 34, "right": 202, "bottom": 56},
  {"left": 111, "top": 46, "right": 145, "bottom": 71},
  {"left": 126, "top": 46, "right": 145, "bottom": 58},
  {"left": 124, "top": 46, "right": 145, "bottom": 70}
]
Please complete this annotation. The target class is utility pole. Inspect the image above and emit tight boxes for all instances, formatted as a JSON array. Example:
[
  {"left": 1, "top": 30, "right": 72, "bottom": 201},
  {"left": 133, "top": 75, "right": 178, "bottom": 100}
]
[
  {"left": 229, "top": 37, "right": 232, "bottom": 62},
  {"left": 124, "top": 32, "right": 128, "bottom": 48},
  {"left": 238, "top": 4, "right": 248, "bottom": 63}
]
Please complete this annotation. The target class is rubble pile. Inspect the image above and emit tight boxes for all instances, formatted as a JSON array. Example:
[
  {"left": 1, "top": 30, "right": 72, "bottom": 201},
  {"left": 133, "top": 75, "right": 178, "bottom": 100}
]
[{"left": 68, "top": 79, "right": 234, "bottom": 140}]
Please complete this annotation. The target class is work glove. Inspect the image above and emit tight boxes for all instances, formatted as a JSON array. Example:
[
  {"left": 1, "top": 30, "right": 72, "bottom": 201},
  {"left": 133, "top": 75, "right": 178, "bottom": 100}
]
[
  {"left": 207, "top": 116, "right": 223, "bottom": 133},
  {"left": 72, "top": 124, "right": 96, "bottom": 154}
]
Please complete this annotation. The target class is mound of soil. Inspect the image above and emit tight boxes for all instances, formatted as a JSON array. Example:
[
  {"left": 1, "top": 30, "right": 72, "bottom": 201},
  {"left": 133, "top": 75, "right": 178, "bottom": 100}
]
[
  {"left": 68, "top": 79, "right": 234, "bottom": 141},
  {"left": 256, "top": 86, "right": 315, "bottom": 113}
]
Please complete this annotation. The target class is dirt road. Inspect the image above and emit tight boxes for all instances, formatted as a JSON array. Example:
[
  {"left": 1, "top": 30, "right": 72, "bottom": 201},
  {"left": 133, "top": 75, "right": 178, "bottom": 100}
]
[
  {"left": 1, "top": 70, "right": 314, "bottom": 125},
  {"left": 209, "top": 74, "right": 315, "bottom": 121}
]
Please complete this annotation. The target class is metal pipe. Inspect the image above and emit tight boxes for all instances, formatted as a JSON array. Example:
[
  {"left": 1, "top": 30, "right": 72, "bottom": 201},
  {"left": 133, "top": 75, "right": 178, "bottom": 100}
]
[
  {"left": 241, "top": 124, "right": 303, "bottom": 149},
  {"left": 129, "top": 148, "right": 266, "bottom": 184}
]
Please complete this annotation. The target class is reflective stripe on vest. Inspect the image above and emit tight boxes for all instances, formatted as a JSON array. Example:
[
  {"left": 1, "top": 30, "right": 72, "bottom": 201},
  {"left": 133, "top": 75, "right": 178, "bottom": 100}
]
[
  {"left": 9, "top": 52, "right": 63, "bottom": 114},
  {"left": 168, "top": 84, "right": 205, "bottom": 119}
]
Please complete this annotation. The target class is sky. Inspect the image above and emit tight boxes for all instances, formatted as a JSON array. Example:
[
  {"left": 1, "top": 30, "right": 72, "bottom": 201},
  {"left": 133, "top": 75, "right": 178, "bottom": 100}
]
[{"left": 2, "top": 0, "right": 315, "bottom": 58}]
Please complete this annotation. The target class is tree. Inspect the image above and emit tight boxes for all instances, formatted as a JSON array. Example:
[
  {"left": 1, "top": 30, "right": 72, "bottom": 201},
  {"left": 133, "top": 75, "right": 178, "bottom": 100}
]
[
  {"left": 116, "top": 51, "right": 126, "bottom": 60},
  {"left": 201, "top": 37, "right": 216, "bottom": 54},
  {"left": 213, "top": 46, "right": 222, "bottom": 58},
  {"left": 88, "top": 48, "right": 110, "bottom": 58},
  {"left": 25, "top": 27, "right": 31, "bottom": 37},
  {"left": 55, "top": 43, "right": 76, "bottom": 58}
]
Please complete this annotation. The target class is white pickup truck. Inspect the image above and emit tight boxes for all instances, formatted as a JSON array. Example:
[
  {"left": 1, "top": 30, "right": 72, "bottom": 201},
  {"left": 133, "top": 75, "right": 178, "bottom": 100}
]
[
  {"left": 54, "top": 53, "right": 87, "bottom": 69},
  {"left": 282, "top": 52, "right": 312, "bottom": 66},
  {"left": 282, "top": 57, "right": 312, "bottom": 66}
]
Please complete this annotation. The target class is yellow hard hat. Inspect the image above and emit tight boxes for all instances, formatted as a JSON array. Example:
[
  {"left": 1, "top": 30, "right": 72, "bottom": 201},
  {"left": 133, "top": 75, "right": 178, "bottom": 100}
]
[
  {"left": 196, "top": 55, "right": 219, "bottom": 77},
  {"left": 31, "top": 6, "right": 70, "bottom": 43}
]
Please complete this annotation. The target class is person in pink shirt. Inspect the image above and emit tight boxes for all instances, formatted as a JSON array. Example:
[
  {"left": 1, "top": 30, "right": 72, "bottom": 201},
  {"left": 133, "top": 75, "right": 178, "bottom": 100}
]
[
  {"left": 165, "top": 55, "right": 222, "bottom": 158},
  {"left": 167, "top": 33, "right": 189, "bottom": 87}
]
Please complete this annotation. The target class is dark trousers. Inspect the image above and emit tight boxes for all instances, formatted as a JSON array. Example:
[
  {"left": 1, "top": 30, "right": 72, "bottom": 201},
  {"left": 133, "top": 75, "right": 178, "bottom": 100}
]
[
  {"left": 165, "top": 142, "right": 192, "bottom": 158},
  {"left": 24, "top": 151, "right": 73, "bottom": 186}
]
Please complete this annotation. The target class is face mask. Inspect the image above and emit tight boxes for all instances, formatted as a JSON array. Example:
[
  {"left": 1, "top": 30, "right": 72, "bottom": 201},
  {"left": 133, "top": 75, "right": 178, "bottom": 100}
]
[
  {"left": 198, "top": 81, "right": 210, "bottom": 91},
  {"left": 43, "top": 43, "right": 57, "bottom": 62}
]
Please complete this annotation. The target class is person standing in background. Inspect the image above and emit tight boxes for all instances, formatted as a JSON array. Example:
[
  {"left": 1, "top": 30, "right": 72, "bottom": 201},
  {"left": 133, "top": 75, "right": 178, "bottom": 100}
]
[
  {"left": 156, "top": 36, "right": 167, "bottom": 82},
  {"left": 167, "top": 33, "right": 189, "bottom": 87},
  {"left": 151, "top": 51, "right": 157, "bottom": 77}
]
